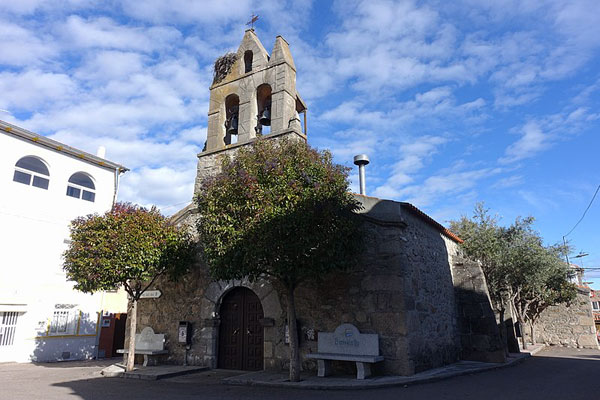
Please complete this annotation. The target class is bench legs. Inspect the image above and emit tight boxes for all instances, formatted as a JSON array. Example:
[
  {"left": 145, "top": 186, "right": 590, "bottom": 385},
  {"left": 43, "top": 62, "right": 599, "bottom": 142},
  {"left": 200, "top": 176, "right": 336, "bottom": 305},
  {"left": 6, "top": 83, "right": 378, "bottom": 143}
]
[
  {"left": 356, "top": 362, "right": 371, "bottom": 380},
  {"left": 317, "top": 359, "right": 332, "bottom": 377},
  {"left": 142, "top": 354, "right": 161, "bottom": 367},
  {"left": 317, "top": 360, "right": 372, "bottom": 380}
]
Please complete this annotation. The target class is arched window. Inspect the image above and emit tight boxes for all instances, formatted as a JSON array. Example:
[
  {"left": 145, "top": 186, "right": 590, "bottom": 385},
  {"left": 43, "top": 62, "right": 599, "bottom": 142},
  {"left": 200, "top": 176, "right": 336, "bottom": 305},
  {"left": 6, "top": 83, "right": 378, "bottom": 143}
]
[
  {"left": 13, "top": 156, "right": 50, "bottom": 189},
  {"left": 244, "top": 50, "right": 253, "bottom": 73},
  {"left": 66, "top": 172, "right": 95, "bottom": 202}
]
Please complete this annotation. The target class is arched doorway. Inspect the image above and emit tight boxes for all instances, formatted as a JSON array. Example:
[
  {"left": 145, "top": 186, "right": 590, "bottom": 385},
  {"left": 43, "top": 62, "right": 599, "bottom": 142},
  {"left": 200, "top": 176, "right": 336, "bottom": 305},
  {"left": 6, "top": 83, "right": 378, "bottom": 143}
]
[{"left": 218, "top": 287, "right": 264, "bottom": 370}]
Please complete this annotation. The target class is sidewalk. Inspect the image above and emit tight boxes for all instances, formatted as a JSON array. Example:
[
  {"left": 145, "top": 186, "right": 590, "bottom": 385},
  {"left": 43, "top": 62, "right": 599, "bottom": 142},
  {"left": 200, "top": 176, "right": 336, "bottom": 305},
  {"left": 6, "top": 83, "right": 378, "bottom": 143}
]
[
  {"left": 102, "top": 344, "right": 546, "bottom": 388},
  {"left": 223, "top": 349, "right": 542, "bottom": 390}
]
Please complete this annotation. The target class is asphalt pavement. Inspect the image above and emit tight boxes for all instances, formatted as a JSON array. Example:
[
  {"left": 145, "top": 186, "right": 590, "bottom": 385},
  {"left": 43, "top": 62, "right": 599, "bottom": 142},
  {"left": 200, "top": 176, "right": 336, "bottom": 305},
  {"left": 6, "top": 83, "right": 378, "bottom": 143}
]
[{"left": 1, "top": 346, "right": 598, "bottom": 400}]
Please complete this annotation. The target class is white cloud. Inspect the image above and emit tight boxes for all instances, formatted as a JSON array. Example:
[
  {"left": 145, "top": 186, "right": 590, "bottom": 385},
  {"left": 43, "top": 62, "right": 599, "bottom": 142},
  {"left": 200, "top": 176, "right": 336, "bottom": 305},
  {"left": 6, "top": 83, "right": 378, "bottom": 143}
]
[
  {"left": 74, "top": 51, "right": 146, "bottom": 81},
  {"left": 119, "top": 0, "right": 251, "bottom": 24},
  {"left": 0, "top": 70, "right": 77, "bottom": 110},
  {"left": 401, "top": 167, "right": 501, "bottom": 207},
  {"left": 119, "top": 166, "right": 196, "bottom": 211},
  {"left": 59, "top": 16, "right": 181, "bottom": 52},
  {"left": 373, "top": 135, "right": 448, "bottom": 198},
  {"left": 492, "top": 175, "right": 524, "bottom": 189},
  {"left": 501, "top": 121, "right": 549, "bottom": 163},
  {"left": 501, "top": 100, "right": 598, "bottom": 164},
  {"left": 0, "top": 21, "right": 58, "bottom": 66}
]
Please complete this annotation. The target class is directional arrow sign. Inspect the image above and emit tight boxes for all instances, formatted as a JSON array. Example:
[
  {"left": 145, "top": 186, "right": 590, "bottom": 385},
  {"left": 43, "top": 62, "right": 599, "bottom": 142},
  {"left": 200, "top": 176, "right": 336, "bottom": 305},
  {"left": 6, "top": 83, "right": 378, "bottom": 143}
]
[{"left": 140, "top": 290, "right": 162, "bottom": 299}]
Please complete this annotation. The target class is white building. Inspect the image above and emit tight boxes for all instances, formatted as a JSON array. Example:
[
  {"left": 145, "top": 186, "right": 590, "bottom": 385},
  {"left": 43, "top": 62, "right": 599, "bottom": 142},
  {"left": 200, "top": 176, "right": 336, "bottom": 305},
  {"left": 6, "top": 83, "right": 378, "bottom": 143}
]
[{"left": 0, "top": 120, "right": 128, "bottom": 362}]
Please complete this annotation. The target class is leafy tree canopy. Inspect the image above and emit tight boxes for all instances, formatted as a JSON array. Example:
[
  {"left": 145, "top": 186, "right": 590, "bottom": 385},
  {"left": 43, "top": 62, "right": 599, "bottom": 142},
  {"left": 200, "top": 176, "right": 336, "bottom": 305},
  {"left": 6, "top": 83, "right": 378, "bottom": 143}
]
[
  {"left": 451, "top": 203, "right": 577, "bottom": 348},
  {"left": 196, "top": 138, "right": 363, "bottom": 289},
  {"left": 63, "top": 202, "right": 195, "bottom": 299}
]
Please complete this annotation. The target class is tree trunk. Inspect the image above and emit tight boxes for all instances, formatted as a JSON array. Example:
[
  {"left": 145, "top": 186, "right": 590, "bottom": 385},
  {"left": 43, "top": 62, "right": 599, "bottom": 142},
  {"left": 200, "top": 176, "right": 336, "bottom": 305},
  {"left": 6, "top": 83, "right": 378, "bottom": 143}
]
[
  {"left": 126, "top": 299, "right": 137, "bottom": 372},
  {"left": 286, "top": 286, "right": 300, "bottom": 382},
  {"left": 498, "top": 308, "right": 509, "bottom": 357},
  {"left": 529, "top": 320, "right": 536, "bottom": 345},
  {"left": 518, "top": 316, "right": 527, "bottom": 350}
]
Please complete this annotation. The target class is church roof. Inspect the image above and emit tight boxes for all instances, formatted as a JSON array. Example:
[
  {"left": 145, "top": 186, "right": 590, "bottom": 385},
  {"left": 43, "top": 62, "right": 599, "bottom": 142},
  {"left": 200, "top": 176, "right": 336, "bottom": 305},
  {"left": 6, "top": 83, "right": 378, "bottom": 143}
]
[{"left": 353, "top": 193, "right": 463, "bottom": 243}]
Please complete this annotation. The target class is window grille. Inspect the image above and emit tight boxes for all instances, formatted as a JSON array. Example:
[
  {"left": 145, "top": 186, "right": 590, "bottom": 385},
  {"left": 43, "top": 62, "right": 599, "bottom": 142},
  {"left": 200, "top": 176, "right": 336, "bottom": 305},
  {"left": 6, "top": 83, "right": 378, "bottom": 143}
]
[
  {"left": 48, "top": 308, "right": 78, "bottom": 335},
  {"left": 0, "top": 312, "right": 19, "bottom": 346}
]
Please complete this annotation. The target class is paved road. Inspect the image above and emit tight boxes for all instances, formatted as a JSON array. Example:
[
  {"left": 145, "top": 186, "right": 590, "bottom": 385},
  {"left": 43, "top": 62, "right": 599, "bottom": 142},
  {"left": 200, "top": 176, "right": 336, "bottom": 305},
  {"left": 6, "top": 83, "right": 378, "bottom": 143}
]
[{"left": 1, "top": 347, "right": 598, "bottom": 400}]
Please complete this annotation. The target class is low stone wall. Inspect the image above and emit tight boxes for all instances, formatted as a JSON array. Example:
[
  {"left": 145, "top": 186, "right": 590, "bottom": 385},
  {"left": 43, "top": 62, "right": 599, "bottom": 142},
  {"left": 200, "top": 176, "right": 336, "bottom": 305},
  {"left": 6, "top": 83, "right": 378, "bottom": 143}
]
[{"left": 530, "top": 288, "right": 599, "bottom": 349}]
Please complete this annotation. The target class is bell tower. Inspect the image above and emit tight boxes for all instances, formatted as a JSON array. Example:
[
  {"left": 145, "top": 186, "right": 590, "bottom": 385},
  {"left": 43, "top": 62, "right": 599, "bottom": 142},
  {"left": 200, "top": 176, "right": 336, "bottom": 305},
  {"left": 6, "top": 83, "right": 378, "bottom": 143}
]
[{"left": 195, "top": 30, "right": 307, "bottom": 192}]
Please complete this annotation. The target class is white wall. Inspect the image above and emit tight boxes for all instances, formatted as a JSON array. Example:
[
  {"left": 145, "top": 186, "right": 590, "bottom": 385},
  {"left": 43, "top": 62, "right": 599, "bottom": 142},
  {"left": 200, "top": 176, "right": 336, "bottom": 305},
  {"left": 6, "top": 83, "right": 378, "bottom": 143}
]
[{"left": 0, "top": 132, "right": 124, "bottom": 362}]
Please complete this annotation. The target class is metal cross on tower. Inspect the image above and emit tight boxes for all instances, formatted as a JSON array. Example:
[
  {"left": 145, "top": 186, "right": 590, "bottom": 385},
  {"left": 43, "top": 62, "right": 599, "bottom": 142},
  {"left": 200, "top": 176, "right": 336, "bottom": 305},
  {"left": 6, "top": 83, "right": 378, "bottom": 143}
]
[{"left": 246, "top": 13, "right": 259, "bottom": 29}]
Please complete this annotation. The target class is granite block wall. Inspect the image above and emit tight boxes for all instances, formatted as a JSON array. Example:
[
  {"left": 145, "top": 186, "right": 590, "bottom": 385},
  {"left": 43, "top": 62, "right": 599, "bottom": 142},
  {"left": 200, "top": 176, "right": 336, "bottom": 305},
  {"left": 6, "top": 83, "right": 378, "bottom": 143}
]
[
  {"left": 133, "top": 196, "right": 485, "bottom": 376},
  {"left": 528, "top": 288, "right": 599, "bottom": 349},
  {"left": 451, "top": 256, "right": 506, "bottom": 363}
]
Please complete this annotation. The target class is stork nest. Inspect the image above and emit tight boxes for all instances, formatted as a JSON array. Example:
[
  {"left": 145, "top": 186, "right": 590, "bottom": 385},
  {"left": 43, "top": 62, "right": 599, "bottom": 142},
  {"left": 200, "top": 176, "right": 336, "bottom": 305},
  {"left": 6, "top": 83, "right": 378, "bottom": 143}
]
[{"left": 213, "top": 52, "right": 238, "bottom": 84}]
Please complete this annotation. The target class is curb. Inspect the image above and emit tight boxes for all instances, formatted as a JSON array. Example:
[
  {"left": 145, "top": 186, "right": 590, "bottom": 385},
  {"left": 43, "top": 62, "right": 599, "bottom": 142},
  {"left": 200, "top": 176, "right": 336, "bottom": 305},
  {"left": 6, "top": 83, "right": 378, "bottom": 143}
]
[
  {"left": 102, "top": 364, "right": 209, "bottom": 381},
  {"left": 123, "top": 366, "right": 209, "bottom": 381},
  {"left": 223, "top": 353, "right": 532, "bottom": 390}
]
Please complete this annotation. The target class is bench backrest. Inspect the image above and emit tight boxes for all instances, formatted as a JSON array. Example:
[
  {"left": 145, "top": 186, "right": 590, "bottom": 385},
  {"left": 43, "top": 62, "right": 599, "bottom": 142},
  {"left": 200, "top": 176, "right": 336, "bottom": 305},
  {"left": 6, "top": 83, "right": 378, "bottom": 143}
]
[
  {"left": 135, "top": 327, "right": 165, "bottom": 351},
  {"left": 317, "top": 323, "right": 379, "bottom": 356}
]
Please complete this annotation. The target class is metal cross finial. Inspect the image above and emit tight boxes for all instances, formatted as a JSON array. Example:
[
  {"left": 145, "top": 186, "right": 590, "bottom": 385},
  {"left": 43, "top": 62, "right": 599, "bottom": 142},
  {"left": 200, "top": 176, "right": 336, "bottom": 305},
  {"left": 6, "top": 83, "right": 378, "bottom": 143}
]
[{"left": 246, "top": 13, "right": 259, "bottom": 29}]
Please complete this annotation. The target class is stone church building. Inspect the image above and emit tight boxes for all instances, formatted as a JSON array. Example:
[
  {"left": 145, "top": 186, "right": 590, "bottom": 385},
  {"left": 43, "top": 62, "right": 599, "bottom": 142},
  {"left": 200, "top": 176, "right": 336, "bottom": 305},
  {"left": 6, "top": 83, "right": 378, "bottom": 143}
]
[{"left": 134, "top": 30, "right": 505, "bottom": 376}]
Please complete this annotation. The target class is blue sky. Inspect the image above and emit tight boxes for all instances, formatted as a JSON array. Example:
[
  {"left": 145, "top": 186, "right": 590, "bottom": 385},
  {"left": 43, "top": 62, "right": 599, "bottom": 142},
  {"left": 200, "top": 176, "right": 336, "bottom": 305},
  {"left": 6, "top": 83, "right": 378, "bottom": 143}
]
[{"left": 1, "top": 0, "right": 599, "bottom": 288}]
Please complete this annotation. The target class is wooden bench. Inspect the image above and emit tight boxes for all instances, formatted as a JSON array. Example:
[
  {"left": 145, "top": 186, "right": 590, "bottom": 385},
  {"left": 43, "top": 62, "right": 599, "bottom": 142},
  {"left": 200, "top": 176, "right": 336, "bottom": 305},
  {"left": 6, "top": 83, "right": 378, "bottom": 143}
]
[
  {"left": 117, "top": 327, "right": 168, "bottom": 366},
  {"left": 306, "top": 323, "right": 384, "bottom": 379}
]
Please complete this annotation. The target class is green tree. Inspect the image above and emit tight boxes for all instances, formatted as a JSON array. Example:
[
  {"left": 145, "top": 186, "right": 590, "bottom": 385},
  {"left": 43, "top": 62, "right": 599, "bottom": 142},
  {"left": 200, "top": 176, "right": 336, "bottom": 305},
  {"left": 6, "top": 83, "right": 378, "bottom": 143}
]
[
  {"left": 196, "top": 138, "right": 363, "bottom": 382},
  {"left": 63, "top": 203, "right": 195, "bottom": 371},
  {"left": 501, "top": 220, "right": 577, "bottom": 348},
  {"left": 450, "top": 204, "right": 513, "bottom": 351},
  {"left": 451, "top": 204, "right": 576, "bottom": 351}
]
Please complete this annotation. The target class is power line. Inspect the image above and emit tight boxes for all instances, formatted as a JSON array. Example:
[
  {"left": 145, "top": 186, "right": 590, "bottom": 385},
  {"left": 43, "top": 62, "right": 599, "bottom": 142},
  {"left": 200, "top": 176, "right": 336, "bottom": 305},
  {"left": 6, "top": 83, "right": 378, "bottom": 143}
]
[
  {"left": 563, "top": 184, "right": 600, "bottom": 238},
  {"left": 160, "top": 200, "right": 192, "bottom": 211}
]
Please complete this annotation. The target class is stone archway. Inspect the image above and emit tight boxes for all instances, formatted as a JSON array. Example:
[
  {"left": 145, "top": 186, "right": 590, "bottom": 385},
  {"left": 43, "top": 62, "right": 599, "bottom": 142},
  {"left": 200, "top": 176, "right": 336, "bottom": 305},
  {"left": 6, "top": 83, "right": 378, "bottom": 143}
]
[
  {"left": 198, "top": 279, "right": 282, "bottom": 369},
  {"left": 218, "top": 287, "right": 264, "bottom": 370}
]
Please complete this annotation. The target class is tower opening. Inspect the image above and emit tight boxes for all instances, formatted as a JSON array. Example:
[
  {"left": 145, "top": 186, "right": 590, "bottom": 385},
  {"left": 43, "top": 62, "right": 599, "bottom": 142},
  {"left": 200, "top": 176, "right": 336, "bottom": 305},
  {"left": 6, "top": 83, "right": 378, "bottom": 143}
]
[
  {"left": 224, "top": 94, "right": 240, "bottom": 145},
  {"left": 256, "top": 84, "right": 272, "bottom": 135},
  {"left": 244, "top": 50, "right": 253, "bottom": 73}
]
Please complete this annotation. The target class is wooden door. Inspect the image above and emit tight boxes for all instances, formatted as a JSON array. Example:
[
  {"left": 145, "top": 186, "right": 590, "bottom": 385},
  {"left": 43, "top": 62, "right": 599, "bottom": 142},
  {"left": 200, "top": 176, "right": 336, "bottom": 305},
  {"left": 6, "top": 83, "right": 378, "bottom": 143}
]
[
  {"left": 111, "top": 313, "right": 127, "bottom": 357},
  {"left": 218, "top": 288, "right": 264, "bottom": 370}
]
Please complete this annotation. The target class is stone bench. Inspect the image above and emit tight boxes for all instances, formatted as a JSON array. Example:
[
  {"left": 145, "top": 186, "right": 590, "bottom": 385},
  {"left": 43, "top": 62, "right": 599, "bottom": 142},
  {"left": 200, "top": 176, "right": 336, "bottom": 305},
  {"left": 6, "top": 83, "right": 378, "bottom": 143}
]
[
  {"left": 306, "top": 324, "right": 384, "bottom": 379},
  {"left": 117, "top": 327, "right": 168, "bottom": 366}
]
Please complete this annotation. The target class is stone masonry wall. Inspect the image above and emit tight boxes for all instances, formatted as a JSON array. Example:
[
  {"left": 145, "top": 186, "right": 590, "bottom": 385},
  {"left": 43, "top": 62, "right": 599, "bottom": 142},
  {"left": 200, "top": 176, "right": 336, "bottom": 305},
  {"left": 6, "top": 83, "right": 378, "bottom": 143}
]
[
  {"left": 194, "top": 129, "right": 306, "bottom": 194},
  {"left": 393, "top": 208, "right": 462, "bottom": 373},
  {"left": 134, "top": 196, "right": 475, "bottom": 376},
  {"left": 529, "top": 288, "right": 599, "bottom": 349},
  {"left": 450, "top": 257, "right": 506, "bottom": 363},
  {"left": 286, "top": 198, "right": 462, "bottom": 375}
]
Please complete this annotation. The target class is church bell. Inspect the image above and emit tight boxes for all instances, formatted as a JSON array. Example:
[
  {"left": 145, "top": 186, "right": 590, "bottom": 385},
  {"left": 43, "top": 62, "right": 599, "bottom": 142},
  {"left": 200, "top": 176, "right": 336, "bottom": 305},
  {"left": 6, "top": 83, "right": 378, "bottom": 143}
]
[
  {"left": 259, "top": 104, "right": 271, "bottom": 126},
  {"left": 227, "top": 111, "right": 239, "bottom": 135}
]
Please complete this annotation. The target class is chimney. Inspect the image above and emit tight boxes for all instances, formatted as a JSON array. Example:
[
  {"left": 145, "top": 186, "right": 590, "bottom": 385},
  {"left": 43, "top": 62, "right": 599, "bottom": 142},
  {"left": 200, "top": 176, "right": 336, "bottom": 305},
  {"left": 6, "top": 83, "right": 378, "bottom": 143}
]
[
  {"left": 353, "top": 154, "right": 370, "bottom": 195},
  {"left": 96, "top": 146, "right": 106, "bottom": 159}
]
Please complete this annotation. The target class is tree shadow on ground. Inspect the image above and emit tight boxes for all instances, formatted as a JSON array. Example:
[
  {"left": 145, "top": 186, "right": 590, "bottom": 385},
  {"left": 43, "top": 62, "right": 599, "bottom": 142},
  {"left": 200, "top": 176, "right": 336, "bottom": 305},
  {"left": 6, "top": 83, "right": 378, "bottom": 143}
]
[{"left": 43, "top": 349, "right": 600, "bottom": 400}]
